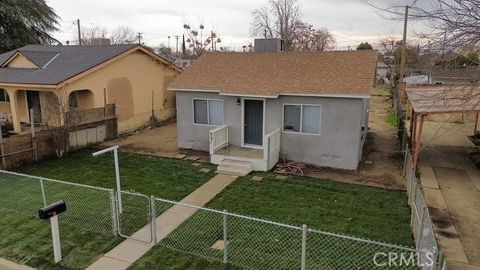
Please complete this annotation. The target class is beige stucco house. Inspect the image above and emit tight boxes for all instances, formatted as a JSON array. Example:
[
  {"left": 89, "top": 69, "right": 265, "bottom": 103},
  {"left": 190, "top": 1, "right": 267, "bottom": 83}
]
[{"left": 0, "top": 44, "right": 181, "bottom": 134}]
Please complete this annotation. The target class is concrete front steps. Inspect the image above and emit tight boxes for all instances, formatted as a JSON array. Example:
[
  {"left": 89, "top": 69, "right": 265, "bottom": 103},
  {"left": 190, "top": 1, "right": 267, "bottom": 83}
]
[{"left": 216, "top": 159, "right": 253, "bottom": 176}]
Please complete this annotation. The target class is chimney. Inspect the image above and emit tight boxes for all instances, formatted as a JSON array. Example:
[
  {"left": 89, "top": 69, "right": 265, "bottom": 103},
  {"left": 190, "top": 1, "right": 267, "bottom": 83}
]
[
  {"left": 91, "top": 38, "right": 111, "bottom": 45},
  {"left": 254, "top": 38, "right": 283, "bottom": 52}
]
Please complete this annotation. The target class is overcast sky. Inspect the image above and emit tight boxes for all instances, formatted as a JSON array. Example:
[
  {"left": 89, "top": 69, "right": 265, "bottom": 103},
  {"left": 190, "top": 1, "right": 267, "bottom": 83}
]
[{"left": 49, "top": 0, "right": 415, "bottom": 51}]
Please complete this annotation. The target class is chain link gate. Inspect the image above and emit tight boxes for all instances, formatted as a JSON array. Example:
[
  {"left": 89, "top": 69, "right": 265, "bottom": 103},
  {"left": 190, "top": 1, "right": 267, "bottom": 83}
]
[{"left": 115, "top": 190, "right": 154, "bottom": 243}]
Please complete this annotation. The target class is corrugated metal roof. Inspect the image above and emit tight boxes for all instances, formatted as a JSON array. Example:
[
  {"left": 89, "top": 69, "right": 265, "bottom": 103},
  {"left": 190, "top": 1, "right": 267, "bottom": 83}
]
[{"left": 407, "top": 84, "right": 480, "bottom": 113}]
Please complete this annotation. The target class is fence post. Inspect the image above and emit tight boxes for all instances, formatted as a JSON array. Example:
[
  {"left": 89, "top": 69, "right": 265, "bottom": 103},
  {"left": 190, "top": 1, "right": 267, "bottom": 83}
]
[
  {"left": 301, "top": 224, "right": 307, "bottom": 270},
  {"left": 150, "top": 195, "right": 157, "bottom": 244},
  {"left": 437, "top": 249, "right": 444, "bottom": 270},
  {"left": 29, "top": 109, "right": 37, "bottom": 161},
  {"left": 402, "top": 142, "right": 409, "bottom": 176},
  {"left": 39, "top": 179, "right": 47, "bottom": 206},
  {"left": 223, "top": 210, "right": 228, "bottom": 264},
  {"left": 0, "top": 125, "right": 6, "bottom": 169},
  {"left": 109, "top": 189, "right": 118, "bottom": 236}
]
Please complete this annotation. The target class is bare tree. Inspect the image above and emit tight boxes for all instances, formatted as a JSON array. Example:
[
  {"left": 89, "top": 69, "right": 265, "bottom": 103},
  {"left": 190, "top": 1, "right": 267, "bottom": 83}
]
[
  {"left": 79, "top": 26, "right": 108, "bottom": 45},
  {"left": 74, "top": 25, "right": 136, "bottom": 45},
  {"left": 291, "top": 23, "right": 335, "bottom": 52},
  {"left": 183, "top": 23, "right": 221, "bottom": 57},
  {"left": 42, "top": 92, "right": 70, "bottom": 157},
  {"left": 367, "top": 0, "right": 480, "bottom": 51},
  {"left": 379, "top": 36, "right": 398, "bottom": 66},
  {"left": 252, "top": 0, "right": 302, "bottom": 50},
  {"left": 109, "top": 26, "right": 137, "bottom": 44}
]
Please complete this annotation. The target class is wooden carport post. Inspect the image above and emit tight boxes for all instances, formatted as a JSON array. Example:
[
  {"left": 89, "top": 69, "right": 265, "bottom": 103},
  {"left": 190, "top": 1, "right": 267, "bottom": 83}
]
[
  {"left": 474, "top": 112, "right": 479, "bottom": 135},
  {"left": 413, "top": 114, "right": 424, "bottom": 168},
  {"left": 410, "top": 111, "right": 417, "bottom": 147}
]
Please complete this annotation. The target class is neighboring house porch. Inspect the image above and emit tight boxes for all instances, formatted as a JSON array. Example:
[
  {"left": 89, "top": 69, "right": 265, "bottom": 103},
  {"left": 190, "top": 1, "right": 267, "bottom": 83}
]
[{"left": 0, "top": 87, "right": 96, "bottom": 133}]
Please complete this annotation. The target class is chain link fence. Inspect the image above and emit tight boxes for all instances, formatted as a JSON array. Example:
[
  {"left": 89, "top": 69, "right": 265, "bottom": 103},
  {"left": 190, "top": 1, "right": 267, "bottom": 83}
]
[
  {"left": 0, "top": 170, "right": 116, "bottom": 235},
  {"left": 0, "top": 168, "right": 442, "bottom": 269},
  {"left": 405, "top": 152, "right": 447, "bottom": 270},
  {"left": 153, "top": 197, "right": 419, "bottom": 270}
]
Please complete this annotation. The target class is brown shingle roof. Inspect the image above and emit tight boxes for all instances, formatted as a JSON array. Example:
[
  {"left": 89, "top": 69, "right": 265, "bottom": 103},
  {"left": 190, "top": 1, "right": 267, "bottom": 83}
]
[{"left": 168, "top": 50, "right": 377, "bottom": 97}]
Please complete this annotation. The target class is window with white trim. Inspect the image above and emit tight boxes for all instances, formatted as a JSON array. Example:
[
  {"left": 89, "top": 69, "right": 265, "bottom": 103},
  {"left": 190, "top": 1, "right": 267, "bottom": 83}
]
[
  {"left": 283, "top": 104, "right": 320, "bottom": 134},
  {"left": 0, "top": 89, "right": 10, "bottom": 102},
  {"left": 193, "top": 99, "right": 223, "bottom": 125}
]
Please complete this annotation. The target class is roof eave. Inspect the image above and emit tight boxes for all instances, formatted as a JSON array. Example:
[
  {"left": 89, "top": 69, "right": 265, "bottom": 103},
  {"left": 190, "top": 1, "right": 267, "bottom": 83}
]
[{"left": 168, "top": 87, "right": 370, "bottom": 99}]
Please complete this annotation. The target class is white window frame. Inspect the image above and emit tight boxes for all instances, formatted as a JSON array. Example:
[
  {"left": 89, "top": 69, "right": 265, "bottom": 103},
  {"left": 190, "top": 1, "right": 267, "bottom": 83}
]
[
  {"left": 282, "top": 103, "right": 321, "bottom": 135},
  {"left": 192, "top": 98, "right": 224, "bottom": 126}
]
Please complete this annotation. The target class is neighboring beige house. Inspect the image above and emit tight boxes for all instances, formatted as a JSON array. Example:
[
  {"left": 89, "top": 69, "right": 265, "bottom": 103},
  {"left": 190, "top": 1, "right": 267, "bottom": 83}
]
[{"left": 0, "top": 44, "right": 181, "bottom": 134}]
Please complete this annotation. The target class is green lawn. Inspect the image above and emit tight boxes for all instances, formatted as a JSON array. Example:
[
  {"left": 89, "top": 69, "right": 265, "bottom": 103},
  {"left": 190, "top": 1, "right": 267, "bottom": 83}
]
[
  {"left": 0, "top": 149, "right": 216, "bottom": 269},
  {"left": 132, "top": 172, "right": 414, "bottom": 270},
  {"left": 1, "top": 150, "right": 414, "bottom": 270},
  {"left": 16, "top": 149, "right": 216, "bottom": 200},
  {"left": 0, "top": 209, "right": 120, "bottom": 270},
  {"left": 387, "top": 112, "right": 398, "bottom": 126}
]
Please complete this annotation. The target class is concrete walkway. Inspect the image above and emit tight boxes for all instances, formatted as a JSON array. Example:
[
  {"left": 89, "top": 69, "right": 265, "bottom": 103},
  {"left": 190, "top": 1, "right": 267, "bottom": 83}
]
[
  {"left": 420, "top": 145, "right": 480, "bottom": 270},
  {"left": 87, "top": 174, "right": 238, "bottom": 270},
  {"left": 0, "top": 258, "right": 36, "bottom": 270}
]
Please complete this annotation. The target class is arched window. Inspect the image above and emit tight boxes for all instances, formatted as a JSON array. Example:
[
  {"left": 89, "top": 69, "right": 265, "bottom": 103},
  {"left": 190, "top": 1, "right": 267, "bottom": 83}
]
[{"left": 68, "top": 91, "right": 79, "bottom": 109}]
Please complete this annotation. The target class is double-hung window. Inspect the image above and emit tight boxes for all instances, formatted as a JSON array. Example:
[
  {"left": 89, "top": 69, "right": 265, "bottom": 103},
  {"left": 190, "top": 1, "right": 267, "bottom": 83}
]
[
  {"left": 283, "top": 104, "right": 321, "bottom": 134},
  {"left": 193, "top": 99, "right": 223, "bottom": 125}
]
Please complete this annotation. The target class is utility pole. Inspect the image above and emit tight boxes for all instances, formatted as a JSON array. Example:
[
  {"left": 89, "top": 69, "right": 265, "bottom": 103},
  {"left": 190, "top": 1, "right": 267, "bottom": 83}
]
[
  {"left": 76, "top": 19, "right": 82, "bottom": 45},
  {"left": 211, "top": 31, "right": 214, "bottom": 51},
  {"left": 175, "top": 36, "right": 179, "bottom": 55},
  {"left": 137, "top": 32, "right": 142, "bottom": 45},
  {"left": 399, "top": 5, "right": 409, "bottom": 104},
  {"left": 168, "top": 36, "right": 171, "bottom": 50},
  {"left": 182, "top": 35, "right": 186, "bottom": 55}
]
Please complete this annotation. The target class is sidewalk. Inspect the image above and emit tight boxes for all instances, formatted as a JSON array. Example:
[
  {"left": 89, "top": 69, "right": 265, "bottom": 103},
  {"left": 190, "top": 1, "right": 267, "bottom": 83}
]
[
  {"left": 87, "top": 173, "right": 238, "bottom": 270},
  {"left": 419, "top": 145, "right": 480, "bottom": 270},
  {"left": 0, "top": 258, "right": 35, "bottom": 270}
]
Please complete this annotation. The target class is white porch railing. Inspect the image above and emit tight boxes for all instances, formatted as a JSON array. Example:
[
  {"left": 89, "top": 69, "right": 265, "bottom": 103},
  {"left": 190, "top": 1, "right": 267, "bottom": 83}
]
[
  {"left": 209, "top": 125, "right": 229, "bottom": 155},
  {"left": 264, "top": 128, "right": 281, "bottom": 170}
]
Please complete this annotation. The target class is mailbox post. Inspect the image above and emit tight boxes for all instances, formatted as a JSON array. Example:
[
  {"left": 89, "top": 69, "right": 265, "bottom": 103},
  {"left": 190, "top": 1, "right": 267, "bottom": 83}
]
[
  {"left": 38, "top": 200, "right": 67, "bottom": 263},
  {"left": 92, "top": 146, "right": 123, "bottom": 213}
]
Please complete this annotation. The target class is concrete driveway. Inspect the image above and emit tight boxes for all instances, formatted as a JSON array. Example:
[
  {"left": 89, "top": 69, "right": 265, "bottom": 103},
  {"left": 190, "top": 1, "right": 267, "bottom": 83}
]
[{"left": 418, "top": 121, "right": 480, "bottom": 269}]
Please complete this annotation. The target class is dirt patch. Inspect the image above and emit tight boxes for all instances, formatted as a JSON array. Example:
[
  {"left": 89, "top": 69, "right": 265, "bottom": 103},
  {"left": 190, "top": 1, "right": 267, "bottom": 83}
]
[
  {"left": 100, "top": 123, "right": 210, "bottom": 162},
  {"left": 103, "top": 85, "right": 405, "bottom": 190},
  {"left": 102, "top": 123, "right": 178, "bottom": 153},
  {"left": 303, "top": 85, "right": 405, "bottom": 190}
]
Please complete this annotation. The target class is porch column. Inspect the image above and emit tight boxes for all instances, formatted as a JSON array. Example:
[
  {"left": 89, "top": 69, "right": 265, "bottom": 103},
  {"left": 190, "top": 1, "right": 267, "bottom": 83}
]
[{"left": 6, "top": 89, "right": 21, "bottom": 133}]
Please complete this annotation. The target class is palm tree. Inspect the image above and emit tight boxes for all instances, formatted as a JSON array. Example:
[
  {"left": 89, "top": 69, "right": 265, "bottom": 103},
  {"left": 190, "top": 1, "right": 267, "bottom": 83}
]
[{"left": 0, "top": 0, "right": 59, "bottom": 53}]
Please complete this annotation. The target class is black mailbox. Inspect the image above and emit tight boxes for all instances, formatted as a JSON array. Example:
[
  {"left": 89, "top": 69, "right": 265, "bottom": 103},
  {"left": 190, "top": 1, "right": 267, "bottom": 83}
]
[{"left": 38, "top": 200, "right": 67, "bottom": 220}]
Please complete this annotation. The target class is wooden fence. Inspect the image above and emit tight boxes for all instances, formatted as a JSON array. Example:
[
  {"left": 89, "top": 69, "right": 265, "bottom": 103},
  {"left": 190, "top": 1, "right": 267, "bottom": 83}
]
[{"left": 0, "top": 105, "right": 117, "bottom": 169}]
